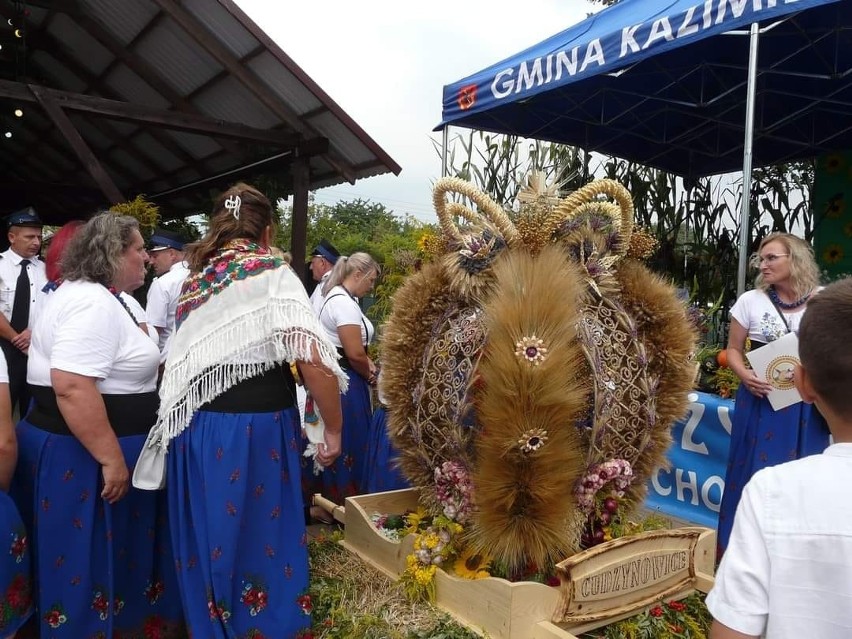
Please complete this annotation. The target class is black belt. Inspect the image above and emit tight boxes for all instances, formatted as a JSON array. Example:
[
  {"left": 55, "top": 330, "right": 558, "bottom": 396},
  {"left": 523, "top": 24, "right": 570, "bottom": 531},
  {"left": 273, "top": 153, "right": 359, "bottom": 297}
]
[
  {"left": 199, "top": 364, "right": 296, "bottom": 413},
  {"left": 336, "top": 347, "right": 352, "bottom": 370},
  {"left": 749, "top": 340, "right": 767, "bottom": 351},
  {"left": 27, "top": 385, "right": 158, "bottom": 437}
]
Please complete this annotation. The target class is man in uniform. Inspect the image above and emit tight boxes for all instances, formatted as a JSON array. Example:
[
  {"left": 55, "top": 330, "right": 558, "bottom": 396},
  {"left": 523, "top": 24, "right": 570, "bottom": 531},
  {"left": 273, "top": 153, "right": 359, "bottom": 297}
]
[
  {"left": 308, "top": 238, "right": 340, "bottom": 315},
  {"left": 146, "top": 228, "right": 190, "bottom": 362},
  {"left": 0, "top": 207, "right": 46, "bottom": 415}
]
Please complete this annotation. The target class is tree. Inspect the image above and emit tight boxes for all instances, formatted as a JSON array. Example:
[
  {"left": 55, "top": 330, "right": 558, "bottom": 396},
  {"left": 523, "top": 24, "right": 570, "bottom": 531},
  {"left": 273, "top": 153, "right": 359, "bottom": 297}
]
[{"left": 276, "top": 198, "right": 438, "bottom": 325}]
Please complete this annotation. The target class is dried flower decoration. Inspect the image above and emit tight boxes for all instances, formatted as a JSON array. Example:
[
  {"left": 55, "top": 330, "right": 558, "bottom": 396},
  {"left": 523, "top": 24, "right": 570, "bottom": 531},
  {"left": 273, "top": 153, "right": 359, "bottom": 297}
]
[
  {"left": 514, "top": 335, "right": 549, "bottom": 365},
  {"left": 518, "top": 428, "right": 549, "bottom": 454},
  {"left": 455, "top": 228, "right": 506, "bottom": 275}
]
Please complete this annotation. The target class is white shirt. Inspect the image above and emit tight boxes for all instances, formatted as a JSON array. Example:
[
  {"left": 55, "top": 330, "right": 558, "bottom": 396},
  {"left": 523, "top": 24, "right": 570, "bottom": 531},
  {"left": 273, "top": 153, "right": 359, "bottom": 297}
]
[
  {"left": 0, "top": 350, "right": 7, "bottom": 384},
  {"left": 28, "top": 280, "right": 159, "bottom": 393},
  {"left": 318, "top": 285, "right": 374, "bottom": 348},
  {"left": 707, "top": 443, "right": 852, "bottom": 638},
  {"left": 146, "top": 261, "right": 189, "bottom": 355},
  {"left": 310, "top": 272, "right": 331, "bottom": 316},
  {"left": 730, "top": 288, "right": 810, "bottom": 343},
  {"left": 0, "top": 248, "right": 47, "bottom": 329}
]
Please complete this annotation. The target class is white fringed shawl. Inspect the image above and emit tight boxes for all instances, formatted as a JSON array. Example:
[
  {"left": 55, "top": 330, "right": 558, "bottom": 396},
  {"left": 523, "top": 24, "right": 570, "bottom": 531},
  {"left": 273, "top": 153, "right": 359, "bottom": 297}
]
[{"left": 149, "top": 241, "right": 347, "bottom": 452}]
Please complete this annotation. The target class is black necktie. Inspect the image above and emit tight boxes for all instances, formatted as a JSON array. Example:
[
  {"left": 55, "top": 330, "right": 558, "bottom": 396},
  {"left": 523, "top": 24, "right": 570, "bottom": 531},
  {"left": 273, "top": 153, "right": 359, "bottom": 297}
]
[{"left": 10, "top": 259, "right": 30, "bottom": 333}]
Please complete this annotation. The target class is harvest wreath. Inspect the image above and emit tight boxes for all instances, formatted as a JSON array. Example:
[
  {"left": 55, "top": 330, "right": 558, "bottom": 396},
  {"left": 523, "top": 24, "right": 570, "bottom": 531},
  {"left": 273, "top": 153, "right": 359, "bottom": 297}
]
[
  {"left": 379, "top": 175, "right": 699, "bottom": 574},
  {"left": 328, "top": 175, "right": 709, "bottom": 637}
]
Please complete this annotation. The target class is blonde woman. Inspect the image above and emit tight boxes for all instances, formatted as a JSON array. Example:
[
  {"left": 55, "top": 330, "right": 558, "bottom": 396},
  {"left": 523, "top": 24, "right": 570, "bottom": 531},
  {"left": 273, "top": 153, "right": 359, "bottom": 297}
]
[
  {"left": 314, "top": 252, "right": 380, "bottom": 503},
  {"left": 717, "top": 232, "right": 829, "bottom": 557}
]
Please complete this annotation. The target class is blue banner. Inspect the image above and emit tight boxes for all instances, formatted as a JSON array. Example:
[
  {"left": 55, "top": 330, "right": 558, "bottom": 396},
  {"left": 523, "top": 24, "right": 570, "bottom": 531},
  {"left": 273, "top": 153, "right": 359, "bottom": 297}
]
[
  {"left": 441, "top": 0, "right": 840, "bottom": 125},
  {"left": 644, "top": 391, "right": 733, "bottom": 528}
]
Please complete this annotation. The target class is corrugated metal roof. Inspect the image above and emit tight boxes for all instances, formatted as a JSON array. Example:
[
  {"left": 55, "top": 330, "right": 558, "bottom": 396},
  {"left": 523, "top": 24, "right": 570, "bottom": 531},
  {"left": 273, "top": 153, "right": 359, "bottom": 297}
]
[{"left": 0, "top": 0, "right": 400, "bottom": 222}]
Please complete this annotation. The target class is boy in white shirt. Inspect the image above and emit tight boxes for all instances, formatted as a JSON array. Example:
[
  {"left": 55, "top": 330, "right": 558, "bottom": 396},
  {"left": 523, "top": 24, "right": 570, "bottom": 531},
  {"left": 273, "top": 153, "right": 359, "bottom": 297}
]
[{"left": 707, "top": 277, "right": 852, "bottom": 639}]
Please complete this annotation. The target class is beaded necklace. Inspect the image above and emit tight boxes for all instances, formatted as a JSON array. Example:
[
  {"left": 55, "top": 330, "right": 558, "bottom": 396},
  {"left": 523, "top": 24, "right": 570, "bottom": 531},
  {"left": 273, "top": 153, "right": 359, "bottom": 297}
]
[
  {"left": 767, "top": 285, "right": 811, "bottom": 310},
  {"left": 106, "top": 285, "right": 141, "bottom": 325}
]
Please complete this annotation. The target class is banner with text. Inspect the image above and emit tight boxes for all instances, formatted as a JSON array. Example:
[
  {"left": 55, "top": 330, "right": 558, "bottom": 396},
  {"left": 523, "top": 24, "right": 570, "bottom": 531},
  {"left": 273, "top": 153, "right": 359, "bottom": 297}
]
[{"left": 645, "top": 391, "right": 733, "bottom": 528}]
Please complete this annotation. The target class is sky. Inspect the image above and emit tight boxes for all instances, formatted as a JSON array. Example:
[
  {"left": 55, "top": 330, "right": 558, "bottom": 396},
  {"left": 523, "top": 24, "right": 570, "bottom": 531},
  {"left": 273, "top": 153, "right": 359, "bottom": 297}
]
[{"left": 236, "top": 0, "right": 599, "bottom": 223}]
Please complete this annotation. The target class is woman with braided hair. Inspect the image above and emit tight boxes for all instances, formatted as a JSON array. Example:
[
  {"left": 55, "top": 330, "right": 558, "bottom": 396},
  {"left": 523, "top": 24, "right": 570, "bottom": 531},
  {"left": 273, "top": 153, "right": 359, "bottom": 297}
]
[{"left": 147, "top": 182, "right": 346, "bottom": 638}]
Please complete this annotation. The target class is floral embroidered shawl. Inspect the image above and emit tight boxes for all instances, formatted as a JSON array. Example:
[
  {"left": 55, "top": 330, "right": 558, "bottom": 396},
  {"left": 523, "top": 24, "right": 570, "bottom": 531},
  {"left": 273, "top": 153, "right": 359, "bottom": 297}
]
[{"left": 149, "top": 239, "right": 347, "bottom": 451}]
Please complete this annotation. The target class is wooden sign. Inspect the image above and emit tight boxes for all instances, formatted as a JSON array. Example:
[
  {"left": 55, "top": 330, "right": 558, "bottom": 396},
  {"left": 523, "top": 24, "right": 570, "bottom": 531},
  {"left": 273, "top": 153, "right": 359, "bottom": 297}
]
[{"left": 553, "top": 527, "right": 715, "bottom": 625}]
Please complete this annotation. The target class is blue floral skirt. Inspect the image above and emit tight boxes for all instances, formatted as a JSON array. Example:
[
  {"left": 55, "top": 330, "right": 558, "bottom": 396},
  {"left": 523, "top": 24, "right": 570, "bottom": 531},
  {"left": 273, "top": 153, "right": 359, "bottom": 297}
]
[
  {"left": 305, "top": 370, "right": 372, "bottom": 505},
  {"left": 0, "top": 491, "right": 32, "bottom": 635},
  {"left": 364, "top": 407, "right": 410, "bottom": 494},
  {"left": 12, "top": 419, "right": 185, "bottom": 638},
  {"left": 167, "top": 407, "right": 311, "bottom": 639},
  {"left": 717, "top": 387, "right": 830, "bottom": 557}
]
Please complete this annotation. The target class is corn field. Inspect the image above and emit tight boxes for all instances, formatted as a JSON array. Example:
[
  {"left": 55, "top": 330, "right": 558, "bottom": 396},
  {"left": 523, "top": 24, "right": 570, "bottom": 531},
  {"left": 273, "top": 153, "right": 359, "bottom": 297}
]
[{"left": 439, "top": 130, "right": 815, "bottom": 346}]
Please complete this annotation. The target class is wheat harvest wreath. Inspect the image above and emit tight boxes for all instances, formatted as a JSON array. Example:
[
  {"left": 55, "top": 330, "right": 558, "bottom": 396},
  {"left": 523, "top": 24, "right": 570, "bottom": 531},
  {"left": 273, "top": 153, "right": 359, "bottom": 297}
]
[{"left": 332, "top": 175, "right": 708, "bottom": 638}]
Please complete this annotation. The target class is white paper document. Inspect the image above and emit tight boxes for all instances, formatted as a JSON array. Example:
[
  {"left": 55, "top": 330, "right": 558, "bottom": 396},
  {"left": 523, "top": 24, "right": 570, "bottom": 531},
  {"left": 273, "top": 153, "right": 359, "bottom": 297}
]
[{"left": 745, "top": 332, "right": 802, "bottom": 411}]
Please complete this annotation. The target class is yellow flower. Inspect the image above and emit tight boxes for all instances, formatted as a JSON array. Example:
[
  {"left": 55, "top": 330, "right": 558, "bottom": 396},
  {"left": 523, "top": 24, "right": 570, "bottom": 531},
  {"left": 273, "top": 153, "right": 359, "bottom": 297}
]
[
  {"left": 844, "top": 222, "right": 852, "bottom": 238},
  {"left": 453, "top": 547, "right": 491, "bottom": 580},
  {"left": 823, "top": 244, "right": 845, "bottom": 264},
  {"left": 423, "top": 533, "right": 439, "bottom": 550},
  {"left": 415, "top": 565, "right": 437, "bottom": 586},
  {"left": 404, "top": 508, "right": 426, "bottom": 533}
]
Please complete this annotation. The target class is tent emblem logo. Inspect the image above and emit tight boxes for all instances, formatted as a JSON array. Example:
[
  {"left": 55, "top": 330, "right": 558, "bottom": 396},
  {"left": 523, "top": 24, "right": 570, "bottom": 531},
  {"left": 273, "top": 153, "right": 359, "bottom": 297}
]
[{"left": 458, "top": 85, "right": 477, "bottom": 111}]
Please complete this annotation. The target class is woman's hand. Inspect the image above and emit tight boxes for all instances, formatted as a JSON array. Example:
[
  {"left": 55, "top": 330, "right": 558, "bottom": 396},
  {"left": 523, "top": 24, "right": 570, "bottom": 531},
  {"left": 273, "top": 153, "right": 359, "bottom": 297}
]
[
  {"left": 317, "top": 430, "right": 342, "bottom": 467},
  {"left": 742, "top": 370, "right": 773, "bottom": 398},
  {"left": 101, "top": 459, "right": 130, "bottom": 503}
]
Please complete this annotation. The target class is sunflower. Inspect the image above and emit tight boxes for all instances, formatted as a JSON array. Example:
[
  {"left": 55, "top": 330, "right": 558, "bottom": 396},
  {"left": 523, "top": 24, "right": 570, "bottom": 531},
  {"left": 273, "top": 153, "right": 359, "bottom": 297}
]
[
  {"left": 823, "top": 153, "right": 845, "bottom": 174},
  {"left": 823, "top": 244, "right": 845, "bottom": 265},
  {"left": 844, "top": 222, "right": 852, "bottom": 238},
  {"left": 453, "top": 547, "right": 491, "bottom": 580},
  {"left": 824, "top": 195, "right": 846, "bottom": 220}
]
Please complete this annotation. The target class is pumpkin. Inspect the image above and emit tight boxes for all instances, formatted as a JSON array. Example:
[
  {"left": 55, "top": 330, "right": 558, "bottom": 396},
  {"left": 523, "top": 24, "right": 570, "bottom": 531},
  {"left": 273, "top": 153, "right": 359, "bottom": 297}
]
[{"left": 717, "top": 348, "right": 729, "bottom": 368}]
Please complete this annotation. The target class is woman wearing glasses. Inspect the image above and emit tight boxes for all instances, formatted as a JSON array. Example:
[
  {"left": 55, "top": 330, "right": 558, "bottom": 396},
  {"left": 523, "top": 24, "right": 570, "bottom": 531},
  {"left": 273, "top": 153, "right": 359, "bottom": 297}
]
[{"left": 717, "top": 232, "right": 828, "bottom": 557}]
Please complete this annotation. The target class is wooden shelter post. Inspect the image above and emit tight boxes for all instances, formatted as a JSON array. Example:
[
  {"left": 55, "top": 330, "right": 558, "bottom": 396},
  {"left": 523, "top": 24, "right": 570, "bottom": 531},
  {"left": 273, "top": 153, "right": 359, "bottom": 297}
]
[{"left": 290, "top": 157, "right": 309, "bottom": 275}]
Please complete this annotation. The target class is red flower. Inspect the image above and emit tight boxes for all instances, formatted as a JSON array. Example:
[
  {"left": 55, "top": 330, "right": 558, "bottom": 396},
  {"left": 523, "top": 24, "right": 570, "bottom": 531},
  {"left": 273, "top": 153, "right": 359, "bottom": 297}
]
[
  {"left": 649, "top": 606, "right": 663, "bottom": 617},
  {"left": 6, "top": 574, "right": 30, "bottom": 610},
  {"left": 144, "top": 615, "right": 164, "bottom": 639},
  {"left": 667, "top": 600, "right": 686, "bottom": 612},
  {"left": 9, "top": 535, "right": 27, "bottom": 561},
  {"left": 296, "top": 593, "right": 312, "bottom": 614}
]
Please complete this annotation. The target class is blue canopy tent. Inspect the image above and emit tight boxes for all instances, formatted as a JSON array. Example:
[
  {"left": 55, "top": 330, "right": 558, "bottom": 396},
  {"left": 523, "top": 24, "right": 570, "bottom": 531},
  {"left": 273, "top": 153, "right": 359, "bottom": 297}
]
[{"left": 438, "top": 0, "right": 850, "bottom": 294}]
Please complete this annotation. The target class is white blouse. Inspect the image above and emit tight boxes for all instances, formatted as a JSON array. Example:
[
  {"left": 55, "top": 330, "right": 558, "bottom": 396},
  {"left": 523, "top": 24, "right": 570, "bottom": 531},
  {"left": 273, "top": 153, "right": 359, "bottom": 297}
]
[{"left": 28, "top": 280, "right": 159, "bottom": 393}]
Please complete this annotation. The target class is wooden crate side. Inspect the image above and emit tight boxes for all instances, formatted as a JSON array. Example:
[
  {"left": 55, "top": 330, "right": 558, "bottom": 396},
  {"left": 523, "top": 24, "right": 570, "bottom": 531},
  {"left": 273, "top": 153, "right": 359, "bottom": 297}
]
[
  {"left": 435, "top": 571, "right": 562, "bottom": 639},
  {"left": 342, "top": 489, "right": 420, "bottom": 578}
]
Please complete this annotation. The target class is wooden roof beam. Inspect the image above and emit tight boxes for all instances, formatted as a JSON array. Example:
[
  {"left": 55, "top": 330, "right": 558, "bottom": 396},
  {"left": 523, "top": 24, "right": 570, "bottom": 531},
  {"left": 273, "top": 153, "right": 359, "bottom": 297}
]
[
  {"left": 151, "top": 0, "right": 357, "bottom": 184},
  {"left": 65, "top": 7, "right": 246, "bottom": 159},
  {"left": 0, "top": 79, "right": 301, "bottom": 146},
  {"left": 2, "top": 3, "right": 218, "bottom": 181},
  {"left": 30, "top": 84, "right": 124, "bottom": 204}
]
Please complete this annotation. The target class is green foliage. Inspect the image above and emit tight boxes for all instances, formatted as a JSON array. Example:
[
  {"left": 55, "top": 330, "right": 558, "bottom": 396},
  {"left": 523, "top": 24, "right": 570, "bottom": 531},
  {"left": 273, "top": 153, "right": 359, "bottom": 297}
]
[
  {"left": 159, "top": 217, "right": 203, "bottom": 243},
  {"left": 580, "top": 593, "right": 712, "bottom": 639},
  {"left": 277, "top": 198, "right": 437, "bottom": 326}
]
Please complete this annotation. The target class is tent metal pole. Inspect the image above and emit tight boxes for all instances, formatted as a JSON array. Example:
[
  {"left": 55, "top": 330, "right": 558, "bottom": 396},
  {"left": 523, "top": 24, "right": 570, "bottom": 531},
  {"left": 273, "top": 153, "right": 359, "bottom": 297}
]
[
  {"left": 441, "top": 126, "right": 449, "bottom": 177},
  {"left": 737, "top": 22, "right": 760, "bottom": 298}
]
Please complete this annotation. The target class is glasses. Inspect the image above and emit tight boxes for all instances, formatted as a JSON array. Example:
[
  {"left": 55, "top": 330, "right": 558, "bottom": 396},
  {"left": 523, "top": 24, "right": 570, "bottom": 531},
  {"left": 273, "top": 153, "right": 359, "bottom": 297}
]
[{"left": 752, "top": 253, "right": 789, "bottom": 266}]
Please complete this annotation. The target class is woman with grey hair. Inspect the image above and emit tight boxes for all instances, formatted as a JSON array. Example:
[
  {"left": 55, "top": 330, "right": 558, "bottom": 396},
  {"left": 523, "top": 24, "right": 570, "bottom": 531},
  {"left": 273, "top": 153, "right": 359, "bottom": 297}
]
[{"left": 13, "top": 213, "right": 185, "bottom": 637}]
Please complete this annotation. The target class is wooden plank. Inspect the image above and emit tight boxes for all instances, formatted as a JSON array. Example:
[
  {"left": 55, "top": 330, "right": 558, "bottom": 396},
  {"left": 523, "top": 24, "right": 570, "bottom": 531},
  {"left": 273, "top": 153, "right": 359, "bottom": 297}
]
[
  {"left": 30, "top": 84, "right": 124, "bottom": 205},
  {"left": 0, "top": 79, "right": 299, "bottom": 146}
]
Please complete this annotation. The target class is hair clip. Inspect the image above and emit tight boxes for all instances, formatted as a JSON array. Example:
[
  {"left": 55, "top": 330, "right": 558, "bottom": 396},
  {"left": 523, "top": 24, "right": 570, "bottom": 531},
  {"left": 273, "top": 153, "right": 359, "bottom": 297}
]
[{"left": 224, "top": 194, "right": 242, "bottom": 220}]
